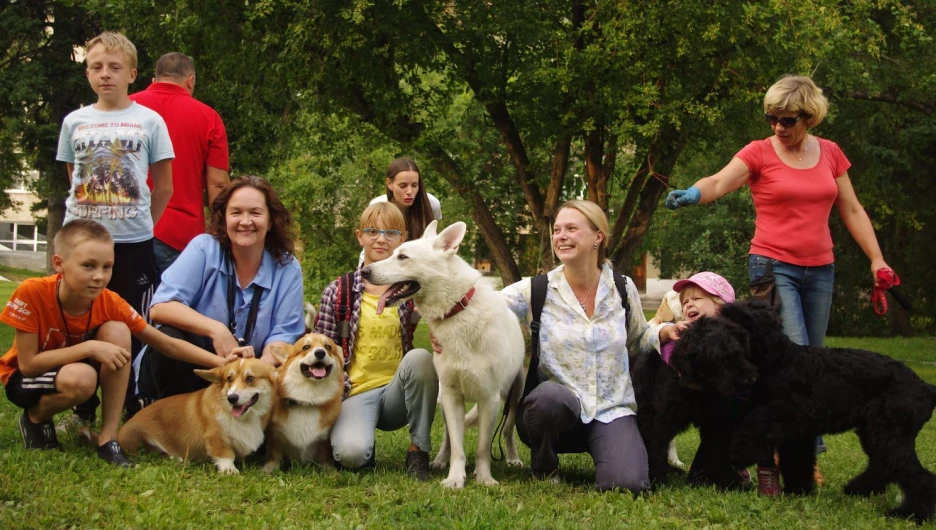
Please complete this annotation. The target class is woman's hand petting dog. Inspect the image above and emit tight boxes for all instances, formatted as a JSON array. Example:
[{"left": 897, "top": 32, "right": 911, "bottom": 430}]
[{"left": 210, "top": 321, "right": 242, "bottom": 359}]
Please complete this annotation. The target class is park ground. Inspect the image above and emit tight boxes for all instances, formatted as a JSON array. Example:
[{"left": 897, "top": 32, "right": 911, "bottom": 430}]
[{"left": 0, "top": 265, "right": 933, "bottom": 528}]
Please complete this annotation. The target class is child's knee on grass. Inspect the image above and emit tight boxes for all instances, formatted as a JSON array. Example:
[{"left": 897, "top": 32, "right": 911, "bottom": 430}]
[{"left": 94, "top": 321, "right": 131, "bottom": 350}]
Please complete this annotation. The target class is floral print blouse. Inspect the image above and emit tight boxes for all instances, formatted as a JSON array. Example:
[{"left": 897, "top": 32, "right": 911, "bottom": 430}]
[{"left": 500, "top": 263, "right": 662, "bottom": 423}]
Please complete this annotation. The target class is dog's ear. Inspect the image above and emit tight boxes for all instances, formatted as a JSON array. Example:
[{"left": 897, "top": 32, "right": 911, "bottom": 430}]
[
  {"left": 194, "top": 365, "right": 223, "bottom": 383},
  {"left": 434, "top": 222, "right": 466, "bottom": 253},
  {"left": 653, "top": 295, "right": 675, "bottom": 323},
  {"left": 422, "top": 220, "right": 439, "bottom": 239},
  {"left": 270, "top": 343, "right": 291, "bottom": 365}
]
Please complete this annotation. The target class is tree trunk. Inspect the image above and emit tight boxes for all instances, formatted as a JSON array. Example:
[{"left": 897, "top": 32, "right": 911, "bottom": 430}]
[
  {"left": 610, "top": 126, "right": 688, "bottom": 270},
  {"left": 426, "top": 148, "right": 522, "bottom": 284}
]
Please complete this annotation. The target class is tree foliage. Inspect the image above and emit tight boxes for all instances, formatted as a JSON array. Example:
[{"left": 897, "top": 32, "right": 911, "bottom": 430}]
[
  {"left": 3, "top": 1, "right": 934, "bottom": 334},
  {"left": 0, "top": 0, "right": 100, "bottom": 263}
]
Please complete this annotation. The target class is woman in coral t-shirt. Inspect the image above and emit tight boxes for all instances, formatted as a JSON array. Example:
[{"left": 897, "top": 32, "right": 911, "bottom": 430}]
[
  {"left": 664, "top": 75, "right": 895, "bottom": 486},
  {"left": 666, "top": 75, "right": 893, "bottom": 348}
]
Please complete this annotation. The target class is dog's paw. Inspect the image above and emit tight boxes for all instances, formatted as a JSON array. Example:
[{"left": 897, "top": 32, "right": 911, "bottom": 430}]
[
  {"left": 885, "top": 506, "right": 922, "bottom": 524},
  {"left": 430, "top": 455, "right": 449, "bottom": 470},
  {"left": 214, "top": 457, "right": 239, "bottom": 474},
  {"left": 668, "top": 457, "right": 686, "bottom": 469},
  {"left": 441, "top": 474, "right": 466, "bottom": 489},
  {"left": 475, "top": 474, "right": 500, "bottom": 486},
  {"left": 506, "top": 456, "right": 524, "bottom": 468},
  {"left": 262, "top": 461, "right": 281, "bottom": 474}
]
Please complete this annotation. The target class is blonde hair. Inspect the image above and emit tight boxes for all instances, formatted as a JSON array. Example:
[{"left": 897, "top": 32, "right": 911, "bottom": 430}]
[
  {"left": 85, "top": 32, "right": 138, "bottom": 69},
  {"left": 678, "top": 285, "right": 726, "bottom": 307},
  {"left": 763, "top": 75, "right": 828, "bottom": 127},
  {"left": 358, "top": 202, "right": 406, "bottom": 237},
  {"left": 557, "top": 200, "right": 609, "bottom": 268},
  {"left": 54, "top": 220, "right": 113, "bottom": 258}
]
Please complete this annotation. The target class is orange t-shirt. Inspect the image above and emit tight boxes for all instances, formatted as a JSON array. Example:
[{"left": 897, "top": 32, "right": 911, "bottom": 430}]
[{"left": 0, "top": 274, "right": 147, "bottom": 384}]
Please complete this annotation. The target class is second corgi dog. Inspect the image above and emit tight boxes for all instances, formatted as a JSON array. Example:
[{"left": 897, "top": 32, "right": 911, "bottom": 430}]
[
  {"left": 118, "top": 358, "right": 276, "bottom": 474},
  {"left": 264, "top": 333, "right": 344, "bottom": 472}
]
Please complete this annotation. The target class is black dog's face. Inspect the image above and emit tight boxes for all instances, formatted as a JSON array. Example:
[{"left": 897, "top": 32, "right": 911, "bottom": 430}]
[{"left": 670, "top": 316, "right": 759, "bottom": 397}]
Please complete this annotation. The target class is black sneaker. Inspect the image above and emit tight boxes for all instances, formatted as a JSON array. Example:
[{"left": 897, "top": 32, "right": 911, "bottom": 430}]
[
  {"left": 405, "top": 449, "right": 430, "bottom": 481},
  {"left": 19, "top": 411, "right": 61, "bottom": 450},
  {"left": 97, "top": 440, "right": 135, "bottom": 468}
]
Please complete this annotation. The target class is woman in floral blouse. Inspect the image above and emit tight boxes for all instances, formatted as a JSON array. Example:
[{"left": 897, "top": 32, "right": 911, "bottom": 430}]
[{"left": 501, "top": 200, "right": 670, "bottom": 494}]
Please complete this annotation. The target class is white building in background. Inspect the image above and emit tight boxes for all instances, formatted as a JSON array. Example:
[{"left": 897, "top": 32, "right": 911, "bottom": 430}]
[{"left": 0, "top": 171, "right": 48, "bottom": 271}]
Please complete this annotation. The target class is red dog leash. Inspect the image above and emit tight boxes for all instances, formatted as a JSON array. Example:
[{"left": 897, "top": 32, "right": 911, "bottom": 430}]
[{"left": 872, "top": 268, "right": 911, "bottom": 314}]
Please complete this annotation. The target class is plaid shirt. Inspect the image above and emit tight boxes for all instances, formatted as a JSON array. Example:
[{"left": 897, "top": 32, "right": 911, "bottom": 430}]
[{"left": 314, "top": 267, "right": 416, "bottom": 397}]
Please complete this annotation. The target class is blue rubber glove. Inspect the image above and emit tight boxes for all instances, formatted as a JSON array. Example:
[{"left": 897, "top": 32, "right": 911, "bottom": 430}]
[{"left": 665, "top": 186, "right": 701, "bottom": 210}]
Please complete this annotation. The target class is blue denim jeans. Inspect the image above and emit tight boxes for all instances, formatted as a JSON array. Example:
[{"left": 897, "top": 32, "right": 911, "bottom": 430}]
[
  {"left": 748, "top": 254, "right": 835, "bottom": 348},
  {"left": 153, "top": 237, "right": 183, "bottom": 278}
]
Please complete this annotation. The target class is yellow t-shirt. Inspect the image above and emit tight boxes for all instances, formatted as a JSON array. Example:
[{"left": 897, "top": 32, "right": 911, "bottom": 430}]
[{"left": 347, "top": 291, "right": 403, "bottom": 396}]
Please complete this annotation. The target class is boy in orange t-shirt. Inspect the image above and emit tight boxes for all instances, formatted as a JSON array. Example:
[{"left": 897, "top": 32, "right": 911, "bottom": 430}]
[{"left": 0, "top": 220, "right": 224, "bottom": 466}]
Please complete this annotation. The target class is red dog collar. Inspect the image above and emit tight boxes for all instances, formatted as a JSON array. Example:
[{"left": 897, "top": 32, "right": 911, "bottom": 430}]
[{"left": 443, "top": 287, "right": 475, "bottom": 320}]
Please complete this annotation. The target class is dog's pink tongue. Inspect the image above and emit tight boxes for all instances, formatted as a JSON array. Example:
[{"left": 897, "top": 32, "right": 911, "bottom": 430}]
[
  {"left": 231, "top": 404, "right": 248, "bottom": 418},
  {"left": 312, "top": 366, "right": 327, "bottom": 378},
  {"left": 376, "top": 290, "right": 390, "bottom": 315}
]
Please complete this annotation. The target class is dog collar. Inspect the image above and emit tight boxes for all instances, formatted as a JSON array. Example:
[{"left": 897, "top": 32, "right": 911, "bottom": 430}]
[{"left": 442, "top": 287, "right": 475, "bottom": 320}]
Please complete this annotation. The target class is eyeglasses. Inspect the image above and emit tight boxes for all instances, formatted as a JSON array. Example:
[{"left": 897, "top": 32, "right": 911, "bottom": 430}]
[
  {"left": 765, "top": 113, "right": 803, "bottom": 128},
  {"left": 362, "top": 228, "right": 402, "bottom": 241}
]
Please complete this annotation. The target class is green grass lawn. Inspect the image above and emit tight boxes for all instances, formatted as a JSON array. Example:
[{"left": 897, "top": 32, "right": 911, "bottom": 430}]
[{"left": 0, "top": 280, "right": 934, "bottom": 528}]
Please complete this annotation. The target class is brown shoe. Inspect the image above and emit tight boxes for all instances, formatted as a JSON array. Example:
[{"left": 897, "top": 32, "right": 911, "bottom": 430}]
[
  {"left": 814, "top": 461, "right": 824, "bottom": 487},
  {"left": 757, "top": 465, "right": 781, "bottom": 497},
  {"left": 405, "top": 449, "right": 430, "bottom": 481}
]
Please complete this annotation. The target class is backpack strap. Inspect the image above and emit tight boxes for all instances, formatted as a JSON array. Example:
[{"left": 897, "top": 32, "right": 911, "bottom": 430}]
[
  {"left": 612, "top": 271, "right": 631, "bottom": 315},
  {"left": 337, "top": 273, "right": 353, "bottom": 355},
  {"left": 522, "top": 270, "right": 632, "bottom": 399},
  {"left": 522, "top": 274, "right": 549, "bottom": 399}
]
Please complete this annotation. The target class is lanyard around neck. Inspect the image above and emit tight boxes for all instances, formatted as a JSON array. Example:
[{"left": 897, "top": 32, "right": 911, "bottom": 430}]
[
  {"left": 56, "top": 279, "right": 94, "bottom": 346},
  {"left": 226, "top": 256, "right": 263, "bottom": 347}
]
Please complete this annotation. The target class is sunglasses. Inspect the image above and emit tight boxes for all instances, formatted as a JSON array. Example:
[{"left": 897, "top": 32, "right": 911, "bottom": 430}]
[
  {"left": 362, "top": 228, "right": 402, "bottom": 242},
  {"left": 764, "top": 113, "right": 803, "bottom": 128}
]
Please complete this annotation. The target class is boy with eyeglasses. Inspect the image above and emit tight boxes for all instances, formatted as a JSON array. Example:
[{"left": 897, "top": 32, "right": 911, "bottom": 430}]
[{"left": 314, "top": 202, "right": 438, "bottom": 482}]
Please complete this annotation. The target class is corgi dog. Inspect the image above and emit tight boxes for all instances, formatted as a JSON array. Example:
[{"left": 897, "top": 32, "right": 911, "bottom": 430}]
[
  {"left": 118, "top": 358, "right": 276, "bottom": 474},
  {"left": 264, "top": 333, "right": 344, "bottom": 473}
]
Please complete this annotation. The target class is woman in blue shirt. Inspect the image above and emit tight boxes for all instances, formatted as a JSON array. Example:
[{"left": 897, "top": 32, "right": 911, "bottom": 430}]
[{"left": 137, "top": 175, "right": 304, "bottom": 400}]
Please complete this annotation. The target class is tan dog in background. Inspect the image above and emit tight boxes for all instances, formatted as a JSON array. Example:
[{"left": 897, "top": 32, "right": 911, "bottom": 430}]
[
  {"left": 118, "top": 358, "right": 276, "bottom": 474},
  {"left": 263, "top": 333, "right": 344, "bottom": 472}
]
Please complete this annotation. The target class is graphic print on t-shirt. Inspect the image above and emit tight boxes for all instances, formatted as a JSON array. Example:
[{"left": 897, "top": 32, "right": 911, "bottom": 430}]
[{"left": 70, "top": 122, "right": 146, "bottom": 220}]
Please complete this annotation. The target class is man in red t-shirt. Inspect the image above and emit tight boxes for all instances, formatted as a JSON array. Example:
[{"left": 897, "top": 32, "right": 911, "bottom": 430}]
[{"left": 130, "top": 52, "right": 230, "bottom": 275}]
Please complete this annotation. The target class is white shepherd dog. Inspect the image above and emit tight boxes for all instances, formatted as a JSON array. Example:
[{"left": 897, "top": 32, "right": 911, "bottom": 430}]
[{"left": 362, "top": 220, "right": 525, "bottom": 488}]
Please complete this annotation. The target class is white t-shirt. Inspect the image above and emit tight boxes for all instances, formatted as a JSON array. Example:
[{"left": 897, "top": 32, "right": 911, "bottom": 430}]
[
  {"left": 369, "top": 193, "right": 443, "bottom": 222},
  {"left": 57, "top": 102, "right": 174, "bottom": 243}
]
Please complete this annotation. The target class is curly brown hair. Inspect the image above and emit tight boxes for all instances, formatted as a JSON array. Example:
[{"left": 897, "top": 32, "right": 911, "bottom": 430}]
[{"left": 207, "top": 175, "right": 295, "bottom": 265}]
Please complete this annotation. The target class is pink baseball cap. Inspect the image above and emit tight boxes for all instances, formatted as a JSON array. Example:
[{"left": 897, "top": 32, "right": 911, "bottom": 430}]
[{"left": 673, "top": 272, "right": 736, "bottom": 303}]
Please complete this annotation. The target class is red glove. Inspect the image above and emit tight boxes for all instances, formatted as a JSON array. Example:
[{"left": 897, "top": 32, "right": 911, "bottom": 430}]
[{"left": 872, "top": 268, "right": 900, "bottom": 315}]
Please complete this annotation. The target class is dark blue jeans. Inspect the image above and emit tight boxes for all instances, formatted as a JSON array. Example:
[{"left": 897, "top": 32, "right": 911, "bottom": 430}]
[
  {"left": 749, "top": 254, "right": 835, "bottom": 348},
  {"left": 153, "top": 237, "right": 183, "bottom": 279}
]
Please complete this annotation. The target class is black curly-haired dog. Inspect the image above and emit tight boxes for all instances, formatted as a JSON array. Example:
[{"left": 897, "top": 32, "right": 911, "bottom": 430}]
[
  {"left": 671, "top": 300, "right": 936, "bottom": 523},
  {"left": 630, "top": 349, "right": 752, "bottom": 489}
]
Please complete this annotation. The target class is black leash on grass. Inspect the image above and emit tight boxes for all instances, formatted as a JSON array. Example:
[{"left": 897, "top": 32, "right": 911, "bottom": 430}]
[{"left": 490, "top": 387, "right": 514, "bottom": 462}]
